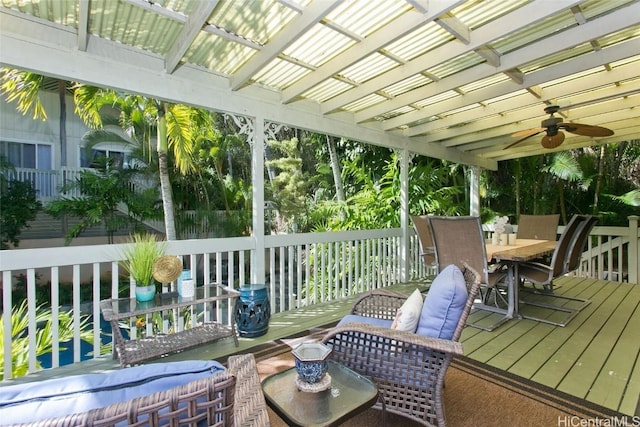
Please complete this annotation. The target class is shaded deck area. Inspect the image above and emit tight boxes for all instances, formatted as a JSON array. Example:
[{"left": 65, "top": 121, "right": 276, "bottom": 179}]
[{"left": 6, "top": 277, "right": 639, "bottom": 417}]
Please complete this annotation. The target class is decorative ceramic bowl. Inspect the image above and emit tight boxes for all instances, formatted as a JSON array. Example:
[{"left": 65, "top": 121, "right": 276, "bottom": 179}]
[{"left": 292, "top": 342, "right": 332, "bottom": 383}]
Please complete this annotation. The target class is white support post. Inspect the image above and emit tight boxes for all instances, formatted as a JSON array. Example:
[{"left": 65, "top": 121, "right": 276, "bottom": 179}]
[
  {"left": 469, "top": 165, "right": 480, "bottom": 217},
  {"left": 628, "top": 215, "right": 638, "bottom": 284},
  {"left": 252, "top": 117, "right": 266, "bottom": 286},
  {"left": 399, "top": 148, "right": 410, "bottom": 282}
]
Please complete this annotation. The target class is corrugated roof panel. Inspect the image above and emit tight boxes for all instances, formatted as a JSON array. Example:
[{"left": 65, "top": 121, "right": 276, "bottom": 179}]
[
  {"left": 376, "top": 105, "right": 416, "bottom": 121},
  {"left": 491, "top": 9, "right": 576, "bottom": 55},
  {"left": 413, "top": 90, "right": 459, "bottom": 109},
  {"left": 159, "top": 0, "right": 200, "bottom": 15},
  {"left": 385, "top": 22, "right": 452, "bottom": 62},
  {"left": 1, "top": 0, "right": 77, "bottom": 26},
  {"left": 459, "top": 74, "right": 510, "bottom": 93},
  {"left": 539, "top": 65, "right": 604, "bottom": 89},
  {"left": 484, "top": 89, "right": 529, "bottom": 104},
  {"left": 302, "top": 78, "right": 353, "bottom": 103},
  {"left": 426, "top": 51, "right": 482, "bottom": 80},
  {"left": 188, "top": 32, "right": 259, "bottom": 75},
  {"left": 340, "top": 53, "right": 401, "bottom": 85},
  {"left": 48, "top": 0, "right": 76, "bottom": 25},
  {"left": 440, "top": 103, "right": 483, "bottom": 117},
  {"left": 384, "top": 74, "right": 433, "bottom": 97},
  {"left": 451, "top": 0, "right": 528, "bottom": 30},
  {"left": 610, "top": 54, "right": 640, "bottom": 68},
  {"left": 326, "top": 0, "right": 411, "bottom": 38},
  {"left": 284, "top": 23, "right": 355, "bottom": 68},
  {"left": 519, "top": 43, "right": 593, "bottom": 74},
  {"left": 343, "top": 93, "right": 390, "bottom": 113},
  {"left": 252, "top": 58, "right": 310, "bottom": 90},
  {"left": 579, "top": 0, "right": 637, "bottom": 20},
  {"left": 208, "top": 0, "right": 301, "bottom": 46},
  {"left": 598, "top": 26, "right": 640, "bottom": 49},
  {"left": 89, "top": 0, "right": 183, "bottom": 56}
]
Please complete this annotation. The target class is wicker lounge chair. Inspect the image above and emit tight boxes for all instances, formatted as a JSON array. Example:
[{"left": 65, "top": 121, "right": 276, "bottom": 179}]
[
  {"left": 516, "top": 214, "right": 560, "bottom": 241},
  {"left": 428, "top": 216, "right": 509, "bottom": 331},
  {"left": 8, "top": 353, "right": 270, "bottom": 427},
  {"left": 322, "top": 262, "right": 482, "bottom": 427}
]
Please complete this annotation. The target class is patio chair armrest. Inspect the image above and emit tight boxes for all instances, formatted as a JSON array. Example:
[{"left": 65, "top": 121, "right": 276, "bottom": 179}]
[
  {"left": 322, "top": 322, "right": 463, "bottom": 356},
  {"left": 350, "top": 289, "right": 414, "bottom": 320},
  {"left": 228, "top": 353, "right": 271, "bottom": 427}
]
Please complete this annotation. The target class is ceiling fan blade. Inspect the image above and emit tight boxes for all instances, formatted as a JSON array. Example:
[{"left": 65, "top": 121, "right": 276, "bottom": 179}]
[
  {"left": 505, "top": 129, "right": 544, "bottom": 150},
  {"left": 511, "top": 127, "right": 544, "bottom": 138},
  {"left": 541, "top": 131, "right": 565, "bottom": 149},
  {"left": 559, "top": 123, "right": 614, "bottom": 137}
]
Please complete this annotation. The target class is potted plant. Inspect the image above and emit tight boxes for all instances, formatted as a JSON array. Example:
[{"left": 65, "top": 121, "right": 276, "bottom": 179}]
[{"left": 121, "top": 233, "right": 166, "bottom": 302}]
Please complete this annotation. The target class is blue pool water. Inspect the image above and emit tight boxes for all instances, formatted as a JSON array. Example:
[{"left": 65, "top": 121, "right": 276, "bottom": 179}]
[{"left": 37, "top": 317, "right": 120, "bottom": 368}]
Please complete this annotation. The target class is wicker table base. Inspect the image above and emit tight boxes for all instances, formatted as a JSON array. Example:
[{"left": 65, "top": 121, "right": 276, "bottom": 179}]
[
  {"left": 117, "top": 322, "right": 237, "bottom": 366},
  {"left": 101, "top": 284, "right": 240, "bottom": 366}
]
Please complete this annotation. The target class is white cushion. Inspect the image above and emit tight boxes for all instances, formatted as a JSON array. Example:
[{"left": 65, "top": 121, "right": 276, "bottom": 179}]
[{"left": 391, "top": 288, "right": 423, "bottom": 332}]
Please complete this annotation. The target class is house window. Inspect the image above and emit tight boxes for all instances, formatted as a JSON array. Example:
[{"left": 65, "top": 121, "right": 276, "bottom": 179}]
[
  {"left": 80, "top": 148, "right": 130, "bottom": 169},
  {"left": 0, "top": 141, "right": 52, "bottom": 169}
]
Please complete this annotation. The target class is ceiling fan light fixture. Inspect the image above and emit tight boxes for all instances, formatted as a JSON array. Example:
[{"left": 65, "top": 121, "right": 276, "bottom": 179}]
[{"left": 541, "top": 131, "right": 565, "bottom": 148}]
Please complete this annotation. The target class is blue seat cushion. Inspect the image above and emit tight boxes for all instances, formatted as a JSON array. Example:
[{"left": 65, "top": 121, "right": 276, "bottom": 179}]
[
  {"left": 337, "top": 314, "right": 394, "bottom": 329},
  {"left": 0, "top": 360, "right": 225, "bottom": 425},
  {"left": 416, "top": 264, "right": 468, "bottom": 340}
]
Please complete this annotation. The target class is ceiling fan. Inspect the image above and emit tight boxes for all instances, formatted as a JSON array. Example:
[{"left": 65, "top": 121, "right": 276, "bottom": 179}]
[{"left": 506, "top": 105, "right": 614, "bottom": 150}]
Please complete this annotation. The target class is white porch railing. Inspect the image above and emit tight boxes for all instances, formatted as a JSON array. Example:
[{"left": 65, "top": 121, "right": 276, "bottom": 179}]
[
  {"left": 4, "top": 167, "right": 86, "bottom": 201},
  {"left": 0, "top": 219, "right": 637, "bottom": 380},
  {"left": 0, "top": 229, "right": 425, "bottom": 379}
]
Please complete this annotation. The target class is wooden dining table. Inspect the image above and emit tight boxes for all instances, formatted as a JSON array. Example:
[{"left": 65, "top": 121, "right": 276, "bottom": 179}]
[{"left": 485, "top": 238, "right": 557, "bottom": 321}]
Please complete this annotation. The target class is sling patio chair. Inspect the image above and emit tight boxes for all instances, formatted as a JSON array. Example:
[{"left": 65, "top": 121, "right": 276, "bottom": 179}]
[
  {"left": 518, "top": 214, "right": 594, "bottom": 326},
  {"left": 323, "top": 262, "right": 482, "bottom": 426},
  {"left": 428, "top": 216, "right": 510, "bottom": 331},
  {"left": 411, "top": 214, "right": 437, "bottom": 278},
  {"left": 516, "top": 214, "right": 560, "bottom": 241},
  {"left": 564, "top": 215, "right": 599, "bottom": 275}
]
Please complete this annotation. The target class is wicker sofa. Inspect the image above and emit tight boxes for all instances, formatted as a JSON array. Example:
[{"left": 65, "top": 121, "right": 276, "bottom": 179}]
[
  {"left": 1, "top": 353, "right": 269, "bottom": 427},
  {"left": 322, "top": 263, "right": 481, "bottom": 427}
]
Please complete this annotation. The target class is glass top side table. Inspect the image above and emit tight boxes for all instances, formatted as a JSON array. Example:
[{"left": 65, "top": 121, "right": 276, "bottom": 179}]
[
  {"left": 262, "top": 360, "right": 378, "bottom": 427},
  {"left": 100, "top": 284, "right": 240, "bottom": 366}
]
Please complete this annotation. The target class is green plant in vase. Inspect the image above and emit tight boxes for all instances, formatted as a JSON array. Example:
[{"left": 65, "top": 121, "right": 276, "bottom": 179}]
[{"left": 121, "top": 233, "right": 166, "bottom": 302}]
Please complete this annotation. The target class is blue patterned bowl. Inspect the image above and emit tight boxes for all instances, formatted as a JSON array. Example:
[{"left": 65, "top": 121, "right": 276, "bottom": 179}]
[{"left": 292, "top": 342, "right": 332, "bottom": 383}]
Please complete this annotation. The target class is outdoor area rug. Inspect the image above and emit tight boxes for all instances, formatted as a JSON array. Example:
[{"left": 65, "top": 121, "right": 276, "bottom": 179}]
[{"left": 222, "top": 324, "right": 636, "bottom": 427}]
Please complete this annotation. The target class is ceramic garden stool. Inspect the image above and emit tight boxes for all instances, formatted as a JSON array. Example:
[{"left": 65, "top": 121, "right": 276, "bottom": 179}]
[{"left": 234, "top": 283, "right": 270, "bottom": 337}]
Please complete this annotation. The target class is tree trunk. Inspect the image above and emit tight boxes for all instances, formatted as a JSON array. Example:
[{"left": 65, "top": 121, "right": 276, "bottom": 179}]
[
  {"left": 515, "top": 159, "right": 521, "bottom": 218},
  {"left": 58, "top": 80, "right": 67, "bottom": 166},
  {"left": 327, "top": 136, "right": 345, "bottom": 202},
  {"left": 157, "top": 104, "right": 177, "bottom": 240}
]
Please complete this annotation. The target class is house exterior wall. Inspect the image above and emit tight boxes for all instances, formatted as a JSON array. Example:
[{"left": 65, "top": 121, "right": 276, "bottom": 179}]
[{"left": 1, "top": 89, "right": 92, "bottom": 170}]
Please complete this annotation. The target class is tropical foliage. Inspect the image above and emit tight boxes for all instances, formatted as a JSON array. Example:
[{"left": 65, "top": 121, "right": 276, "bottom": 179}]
[
  {"left": 45, "top": 157, "right": 160, "bottom": 244},
  {"left": 0, "top": 157, "right": 41, "bottom": 249},
  {"left": 0, "top": 301, "right": 96, "bottom": 380},
  {"left": 120, "top": 233, "right": 166, "bottom": 288}
]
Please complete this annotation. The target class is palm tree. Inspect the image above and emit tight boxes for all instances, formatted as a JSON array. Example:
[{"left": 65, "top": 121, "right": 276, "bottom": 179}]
[{"left": 74, "top": 87, "right": 207, "bottom": 240}]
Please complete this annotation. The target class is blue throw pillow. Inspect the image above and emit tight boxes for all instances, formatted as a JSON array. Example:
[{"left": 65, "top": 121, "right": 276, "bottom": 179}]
[
  {"left": 416, "top": 264, "right": 468, "bottom": 340},
  {"left": 0, "top": 360, "right": 225, "bottom": 425}
]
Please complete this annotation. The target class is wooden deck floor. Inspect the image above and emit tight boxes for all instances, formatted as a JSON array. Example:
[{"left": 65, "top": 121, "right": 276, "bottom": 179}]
[
  {"left": 462, "top": 275, "right": 640, "bottom": 416},
  {"left": 5, "top": 277, "right": 639, "bottom": 417}
]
